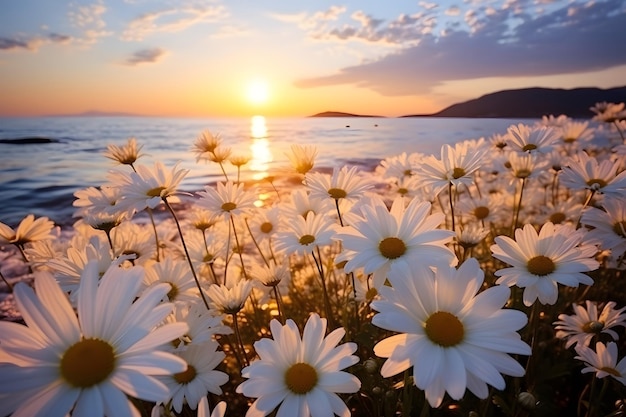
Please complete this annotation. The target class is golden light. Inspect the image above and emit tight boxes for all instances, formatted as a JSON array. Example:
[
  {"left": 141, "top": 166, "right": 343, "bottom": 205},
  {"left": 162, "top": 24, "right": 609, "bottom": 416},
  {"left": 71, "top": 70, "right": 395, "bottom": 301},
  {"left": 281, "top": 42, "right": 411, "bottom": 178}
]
[
  {"left": 249, "top": 116, "right": 273, "bottom": 182},
  {"left": 246, "top": 79, "right": 270, "bottom": 105}
]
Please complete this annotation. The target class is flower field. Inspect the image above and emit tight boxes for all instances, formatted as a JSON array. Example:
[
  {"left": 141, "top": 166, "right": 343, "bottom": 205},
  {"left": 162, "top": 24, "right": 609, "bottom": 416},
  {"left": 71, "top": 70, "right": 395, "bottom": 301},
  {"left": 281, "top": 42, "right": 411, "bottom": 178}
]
[{"left": 1, "top": 102, "right": 626, "bottom": 417}]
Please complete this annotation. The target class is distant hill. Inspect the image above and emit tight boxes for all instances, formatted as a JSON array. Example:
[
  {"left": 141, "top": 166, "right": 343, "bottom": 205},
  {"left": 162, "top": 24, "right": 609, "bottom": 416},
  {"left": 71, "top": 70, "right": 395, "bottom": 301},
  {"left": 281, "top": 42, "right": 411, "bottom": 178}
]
[
  {"left": 403, "top": 86, "right": 626, "bottom": 118},
  {"left": 310, "top": 111, "right": 383, "bottom": 118}
]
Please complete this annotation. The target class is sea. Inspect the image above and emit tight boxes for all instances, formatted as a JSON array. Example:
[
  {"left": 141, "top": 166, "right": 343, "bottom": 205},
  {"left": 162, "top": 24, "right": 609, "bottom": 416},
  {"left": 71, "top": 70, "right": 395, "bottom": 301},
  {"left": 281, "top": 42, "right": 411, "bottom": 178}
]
[{"left": 0, "top": 115, "right": 534, "bottom": 227}]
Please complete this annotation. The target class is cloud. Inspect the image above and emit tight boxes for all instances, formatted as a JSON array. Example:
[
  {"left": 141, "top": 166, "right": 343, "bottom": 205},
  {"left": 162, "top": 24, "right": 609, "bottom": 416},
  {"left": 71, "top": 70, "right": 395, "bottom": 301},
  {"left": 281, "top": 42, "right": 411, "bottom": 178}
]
[
  {"left": 122, "top": 4, "right": 227, "bottom": 41},
  {"left": 445, "top": 6, "right": 461, "bottom": 16},
  {"left": 48, "top": 33, "right": 73, "bottom": 44},
  {"left": 0, "top": 33, "right": 71, "bottom": 52},
  {"left": 68, "top": 1, "right": 111, "bottom": 44},
  {"left": 295, "top": 0, "right": 626, "bottom": 96},
  {"left": 270, "top": 6, "right": 346, "bottom": 33},
  {"left": 123, "top": 47, "right": 167, "bottom": 65},
  {"left": 0, "top": 37, "right": 41, "bottom": 51},
  {"left": 273, "top": 6, "right": 433, "bottom": 46}
]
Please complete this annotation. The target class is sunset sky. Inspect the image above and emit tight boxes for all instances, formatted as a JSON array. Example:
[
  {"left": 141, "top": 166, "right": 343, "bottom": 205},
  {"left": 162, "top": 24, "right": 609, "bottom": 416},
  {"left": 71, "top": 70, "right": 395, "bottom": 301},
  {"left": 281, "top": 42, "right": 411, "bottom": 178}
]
[{"left": 1, "top": 0, "right": 625, "bottom": 117}]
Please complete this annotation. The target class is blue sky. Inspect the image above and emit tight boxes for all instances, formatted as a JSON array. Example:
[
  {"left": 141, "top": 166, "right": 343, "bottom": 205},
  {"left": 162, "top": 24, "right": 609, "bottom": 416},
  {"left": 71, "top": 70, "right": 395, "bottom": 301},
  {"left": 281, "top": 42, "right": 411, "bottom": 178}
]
[{"left": 1, "top": 0, "right": 625, "bottom": 117}]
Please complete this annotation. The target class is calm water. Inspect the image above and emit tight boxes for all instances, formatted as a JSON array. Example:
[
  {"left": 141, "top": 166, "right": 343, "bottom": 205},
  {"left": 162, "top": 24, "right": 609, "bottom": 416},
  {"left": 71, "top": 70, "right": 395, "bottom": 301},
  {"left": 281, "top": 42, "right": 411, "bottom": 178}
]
[{"left": 0, "top": 115, "right": 530, "bottom": 227}]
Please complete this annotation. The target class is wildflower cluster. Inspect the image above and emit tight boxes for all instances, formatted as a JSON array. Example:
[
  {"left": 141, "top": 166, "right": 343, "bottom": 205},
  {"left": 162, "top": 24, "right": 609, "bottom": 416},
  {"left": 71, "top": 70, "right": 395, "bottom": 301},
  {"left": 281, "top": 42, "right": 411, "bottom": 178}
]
[{"left": 1, "top": 102, "right": 626, "bottom": 417}]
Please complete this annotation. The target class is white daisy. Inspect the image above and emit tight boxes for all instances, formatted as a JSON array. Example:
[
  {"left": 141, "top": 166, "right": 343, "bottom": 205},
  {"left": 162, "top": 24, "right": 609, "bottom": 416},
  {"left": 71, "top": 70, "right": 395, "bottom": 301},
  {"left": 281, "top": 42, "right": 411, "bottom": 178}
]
[
  {"left": 415, "top": 141, "right": 487, "bottom": 196},
  {"left": 372, "top": 259, "right": 531, "bottom": 408},
  {"left": 580, "top": 196, "right": 626, "bottom": 256},
  {"left": 0, "top": 261, "right": 188, "bottom": 417},
  {"left": 274, "top": 211, "right": 336, "bottom": 256},
  {"left": 286, "top": 144, "right": 317, "bottom": 175},
  {"left": 144, "top": 258, "right": 199, "bottom": 304},
  {"left": 334, "top": 195, "right": 456, "bottom": 289},
  {"left": 491, "top": 223, "right": 599, "bottom": 306},
  {"left": 280, "top": 189, "right": 334, "bottom": 220},
  {"left": 575, "top": 342, "right": 626, "bottom": 385},
  {"left": 109, "top": 161, "right": 189, "bottom": 215},
  {"left": 158, "top": 341, "right": 229, "bottom": 413},
  {"left": 205, "top": 280, "right": 253, "bottom": 315},
  {"left": 167, "top": 302, "right": 233, "bottom": 350},
  {"left": 0, "top": 214, "right": 56, "bottom": 246},
  {"left": 197, "top": 181, "right": 257, "bottom": 222},
  {"left": 306, "top": 166, "right": 374, "bottom": 206},
  {"left": 192, "top": 130, "right": 223, "bottom": 162},
  {"left": 506, "top": 123, "right": 559, "bottom": 154},
  {"left": 104, "top": 137, "right": 144, "bottom": 166},
  {"left": 236, "top": 313, "right": 361, "bottom": 417},
  {"left": 46, "top": 235, "right": 114, "bottom": 301},
  {"left": 554, "top": 301, "right": 626, "bottom": 349},
  {"left": 73, "top": 185, "right": 124, "bottom": 218},
  {"left": 560, "top": 151, "right": 626, "bottom": 196}
]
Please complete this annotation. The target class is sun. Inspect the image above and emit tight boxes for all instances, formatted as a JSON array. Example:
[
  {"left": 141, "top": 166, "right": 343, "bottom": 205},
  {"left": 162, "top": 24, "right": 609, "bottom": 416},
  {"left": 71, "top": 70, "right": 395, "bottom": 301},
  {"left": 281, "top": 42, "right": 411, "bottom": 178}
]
[{"left": 246, "top": 79, "right": 270, "bottom": 105}]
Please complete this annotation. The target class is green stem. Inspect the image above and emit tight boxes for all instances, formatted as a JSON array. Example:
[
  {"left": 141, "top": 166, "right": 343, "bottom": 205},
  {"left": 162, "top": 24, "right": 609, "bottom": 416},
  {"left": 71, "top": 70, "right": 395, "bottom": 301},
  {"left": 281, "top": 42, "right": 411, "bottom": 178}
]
[
  {"left": 104, "top": 229, "right": 115, "bottom": 253},
  {"left": 273, "top": 286, "right": 284, "bottom": 324},
  {"left": 245, "top": 218, "right": 270, "bottom": 267},
  {"left": 312, "top": 247, "right": 333, "bottom": 326},
  {"left": 217, "top": 161, "right": 230, "bottom": 182},
  {"left": 223, "top": 215, "right": 232, "bottom": 286},
  {"left": 334, "top": 199, "right": 344, "bottom": 227},
  {"left": 511, "top": 177, "right": 526, "bottom": 236},
  {"left": 162, "top": 197, "right": 210, "bottom": 310},
  {"left": 146, "top": 207, "right": 161, "bottom": 262},
  {"left": 448, "top": 181, "right": 456, "bottom": 234},
  {"left": 16, "top": 244, "right": 33, "bottom": 274},
  {"left": 230, "top": 216, "right": 249, "bottom": 280},
  {"left": 232, "top": 312, "right": 250, "bottom": 367}
]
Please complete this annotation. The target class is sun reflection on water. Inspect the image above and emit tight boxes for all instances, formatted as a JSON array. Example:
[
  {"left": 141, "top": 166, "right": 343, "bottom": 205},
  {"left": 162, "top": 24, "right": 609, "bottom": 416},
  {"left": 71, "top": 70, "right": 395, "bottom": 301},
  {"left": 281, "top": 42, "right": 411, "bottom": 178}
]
[{"left": 249, "top": 116, "right": 273, "bottom": 181}]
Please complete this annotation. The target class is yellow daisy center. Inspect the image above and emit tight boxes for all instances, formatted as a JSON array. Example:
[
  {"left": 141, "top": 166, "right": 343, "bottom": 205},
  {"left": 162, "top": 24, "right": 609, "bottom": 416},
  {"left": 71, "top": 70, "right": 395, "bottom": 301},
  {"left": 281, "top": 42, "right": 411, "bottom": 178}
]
[
  {"left": 328, "top": 188, "right": 347, "bottom": 199},
  {"left": 613, "top": 221, "right": 626, "bottom": 238},
  {"left": 425, "top": 311, "right": 465, "bottom": 347},
  {"left": 194, "top": 220, "right": 213, "bottom": 231},
  {"left": 563, "top": 136, "right": 576, "bottom": 144},
  {"left": 474, "top": 206, "right": 490, "bottom": 220},
  {"left": 515, "top": 169, "right": 531, "bottom": 179},
  {"left": 174, "top": 364, "right": 197, "bottom": 384},
  {"left": 549, "top": 212, "right": 566, "bottom": 224},
  {"left": 203, "top": 253, "right": 214, "bottom": 263},
  {"left": 60, "top": 338, "right": 115, "bottom": 388},
  {"left": 221, "top": 202, "right": 237, "bottom": 212},
  {"left": 146, "top": 186, "right": 166, "bottom": 198},
  {"left": 397, "top": 187, "right": 409, "bottom": 195},
  {"left": 379, "top": 237, "right": 407, "bottom": 259},
  {"left": 586, "top": 178, "right": 607, "bottom": 189},
  {"left": 526, "top": 255, "right": 556, "bottom": 276},
  {"left": 299, "top": 234, "right": 316, "bottom": 245},
  {"left": 260, "top": 222, "right": 273, "bottom": 233},
  {"left": 582, "top": 320, "right": 604, "bottom": 334},
  {"left": 285, "top": 362, "right": 318, "bottom": 394},
  {"left": 365, "top": 287, "right": 378, "bottom": 301},
  {"left": 452, "top": 167, "right": 466, "bottom": 179},
  {"left": 167, "top": 283, "right": 179, "bottom": 300},
  {"left": 522, "top": 144, "right": 537, "bottom": 152}
]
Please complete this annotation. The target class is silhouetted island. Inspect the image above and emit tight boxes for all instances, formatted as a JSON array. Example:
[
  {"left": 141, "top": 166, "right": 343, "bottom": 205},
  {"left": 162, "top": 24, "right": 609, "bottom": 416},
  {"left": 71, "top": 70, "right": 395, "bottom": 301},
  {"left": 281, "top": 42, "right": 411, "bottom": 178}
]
[
  {"left": 0, "top": 137, "right": 60, "bottom": 144},
  {"left": 402, "top": 86, "right": 626, "bottom": 119},
  {"left": 310, "top": 111, "right": 383, "bottom": 118}
]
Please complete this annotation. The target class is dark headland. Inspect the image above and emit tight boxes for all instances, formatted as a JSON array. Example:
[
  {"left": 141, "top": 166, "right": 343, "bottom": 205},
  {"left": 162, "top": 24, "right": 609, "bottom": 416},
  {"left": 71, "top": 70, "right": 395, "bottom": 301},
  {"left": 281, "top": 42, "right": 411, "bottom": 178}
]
[
  {"left": 401, "top": 86, "right": 626, "bottom": 119},
  {"left": 311, "top": 86, "right": 626, "bottom": 119}
]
